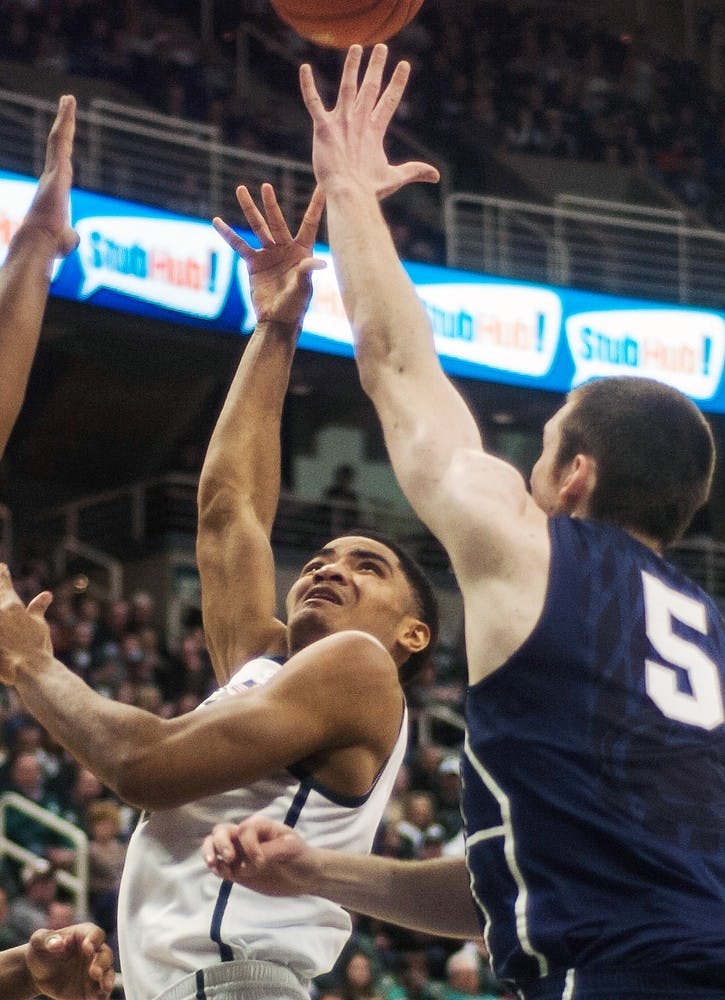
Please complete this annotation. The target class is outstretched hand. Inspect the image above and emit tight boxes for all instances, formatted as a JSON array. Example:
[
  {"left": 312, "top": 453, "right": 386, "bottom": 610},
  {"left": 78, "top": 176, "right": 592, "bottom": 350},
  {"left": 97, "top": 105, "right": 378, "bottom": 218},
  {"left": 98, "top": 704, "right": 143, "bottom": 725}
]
[
  {"left": 0, "top": 564, "right": 54, "bottom": 685},
  {"left": 19, "top": 95, "right": 79, "bottom": 260},
  {"left": 213, "top": 183, "right": 326, "bottom": 327},
  {"left": 26, "top": 923, "right": 115, "bottom": 1000},
  {"left": 300, "top": 44, "right": 440, "bottom": 201},
  {"left": 202, "top": 814, "right": 320, "bottom": 897}
]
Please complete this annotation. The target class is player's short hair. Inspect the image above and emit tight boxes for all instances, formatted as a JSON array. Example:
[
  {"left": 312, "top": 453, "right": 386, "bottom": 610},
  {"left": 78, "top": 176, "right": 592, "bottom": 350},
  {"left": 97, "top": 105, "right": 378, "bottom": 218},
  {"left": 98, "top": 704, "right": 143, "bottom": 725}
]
[
  {"left": 338, "top": 529, "right": 439, "bottom": 687},
  {"left": 557, "top": 376, "right": 715, "bottom": 547}
]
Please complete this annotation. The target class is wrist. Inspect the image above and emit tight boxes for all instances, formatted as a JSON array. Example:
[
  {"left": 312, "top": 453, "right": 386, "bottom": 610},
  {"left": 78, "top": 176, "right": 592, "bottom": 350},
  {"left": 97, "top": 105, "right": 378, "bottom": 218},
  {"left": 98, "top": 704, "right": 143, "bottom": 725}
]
[
  {"left": 13, "top": 648, "right": 56, "bottom": 687},
  {"left": 2, "top": 943, "right": 35, "bottom": 999},
  {"left": 7, "top": 222, "right": 61, "bottom": 264},
  {"left": 255, "top": 318, "right": 303, "bottom": 333}
]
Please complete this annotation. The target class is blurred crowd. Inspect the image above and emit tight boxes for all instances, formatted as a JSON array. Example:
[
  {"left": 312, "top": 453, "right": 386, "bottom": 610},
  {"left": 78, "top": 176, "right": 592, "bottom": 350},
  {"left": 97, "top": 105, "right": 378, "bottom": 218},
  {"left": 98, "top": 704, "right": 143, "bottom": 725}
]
[{"left": 0, "top": 0, "right": 722, "bottom": 245}]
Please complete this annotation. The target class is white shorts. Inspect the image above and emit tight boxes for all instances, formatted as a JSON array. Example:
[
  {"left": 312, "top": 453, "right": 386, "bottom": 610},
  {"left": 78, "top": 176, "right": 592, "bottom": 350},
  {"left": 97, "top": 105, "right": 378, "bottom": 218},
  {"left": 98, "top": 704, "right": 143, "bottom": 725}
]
[{"left": 151, "top": 959, "right": 311, "bottom": 1000}]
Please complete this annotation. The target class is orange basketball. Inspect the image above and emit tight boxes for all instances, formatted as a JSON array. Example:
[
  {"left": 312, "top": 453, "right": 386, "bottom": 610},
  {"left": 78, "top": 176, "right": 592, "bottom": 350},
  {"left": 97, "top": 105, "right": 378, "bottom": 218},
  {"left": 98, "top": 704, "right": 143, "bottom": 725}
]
[{"left": 270, "top": 0, "right": 425, "bottom": 49}]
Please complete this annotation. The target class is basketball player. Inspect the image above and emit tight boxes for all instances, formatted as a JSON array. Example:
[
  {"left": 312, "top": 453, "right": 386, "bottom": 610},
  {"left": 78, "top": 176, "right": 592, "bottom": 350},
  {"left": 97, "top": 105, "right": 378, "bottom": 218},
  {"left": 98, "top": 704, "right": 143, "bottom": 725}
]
[
  {"left": 0, "top": 921, "right": 114, "bottom": 1000},
  {"left": 0, "top": 182, "right": 438, "bottom": 1000},
  {"left": 0, "top": 94, "right": 78, "bottom": 456},
  {"left": 205, "top": 44, "right": 725, "bottom": 1000}
]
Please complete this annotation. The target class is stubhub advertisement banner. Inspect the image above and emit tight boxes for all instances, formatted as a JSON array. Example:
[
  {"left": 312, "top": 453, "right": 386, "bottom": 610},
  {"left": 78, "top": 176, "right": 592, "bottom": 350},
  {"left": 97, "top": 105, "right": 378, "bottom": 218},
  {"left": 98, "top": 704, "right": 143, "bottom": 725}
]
[{"left": 2, "top": 171, "right": 725, "bottom": 411}]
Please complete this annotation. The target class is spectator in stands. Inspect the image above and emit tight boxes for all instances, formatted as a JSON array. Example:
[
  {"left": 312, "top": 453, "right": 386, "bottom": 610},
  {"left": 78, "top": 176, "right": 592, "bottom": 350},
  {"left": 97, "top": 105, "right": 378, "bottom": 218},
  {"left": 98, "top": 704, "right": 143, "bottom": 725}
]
[
  {"left": 440, "top": 944, "right": 501, "bottom": 1000},
  {"left": 0, "top": 885, "right": 24, "bottom": 950},
  {"left": 86, "top": 800, "right": 126, "bottom": 943},
  {"left": 7, "top": 861, "right": 59, "bottom": 942},
  {"left": 46, "top": 901, "right": 77, "bottom": 933},
  {"left": 320, "top": 463, "right": 361, "bottom": 536},
  {"left": 1, "top": 753, "right": 67, "bottom": 882},
  {"left": 383, "top": 951, "right": 440, "bottom": 1000},
  {"left": 335, "top": 948, "right": 384, "bottom": 1000},
  {"left": 433, "top": 756, "right": 463, "bottom": 842}
]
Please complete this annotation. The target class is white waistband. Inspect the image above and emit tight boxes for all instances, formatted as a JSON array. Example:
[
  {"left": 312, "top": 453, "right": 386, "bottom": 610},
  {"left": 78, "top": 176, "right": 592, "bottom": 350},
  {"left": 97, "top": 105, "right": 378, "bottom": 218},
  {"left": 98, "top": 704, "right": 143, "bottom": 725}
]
[{"left": 152, "top": 959, "right": 310, "bottom": 1000}]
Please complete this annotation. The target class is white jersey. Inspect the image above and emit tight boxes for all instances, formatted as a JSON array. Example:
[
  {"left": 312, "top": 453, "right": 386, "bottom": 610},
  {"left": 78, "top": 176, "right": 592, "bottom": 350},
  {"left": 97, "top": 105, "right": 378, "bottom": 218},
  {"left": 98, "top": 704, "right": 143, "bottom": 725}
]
[{"left": 117, "top": 654, "right": 408, "bottom": 1000}]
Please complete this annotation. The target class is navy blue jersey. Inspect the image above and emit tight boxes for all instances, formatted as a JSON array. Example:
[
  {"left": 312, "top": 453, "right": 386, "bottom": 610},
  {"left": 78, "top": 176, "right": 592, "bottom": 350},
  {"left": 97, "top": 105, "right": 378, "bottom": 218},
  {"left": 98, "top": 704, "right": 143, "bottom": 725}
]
[{"left": 462, "top": 515, "right": 725, "bottom": 993}]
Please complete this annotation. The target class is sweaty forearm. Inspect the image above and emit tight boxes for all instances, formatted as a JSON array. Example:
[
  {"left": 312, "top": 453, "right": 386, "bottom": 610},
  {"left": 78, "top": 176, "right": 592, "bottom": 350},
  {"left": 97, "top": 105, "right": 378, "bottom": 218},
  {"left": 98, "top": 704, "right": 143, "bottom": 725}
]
[
  {"left": 309, "top": 850, "right": 479, "bottom": 938},
  {"left": 15, "top": 654, "right": 165, "bottom": 807}
]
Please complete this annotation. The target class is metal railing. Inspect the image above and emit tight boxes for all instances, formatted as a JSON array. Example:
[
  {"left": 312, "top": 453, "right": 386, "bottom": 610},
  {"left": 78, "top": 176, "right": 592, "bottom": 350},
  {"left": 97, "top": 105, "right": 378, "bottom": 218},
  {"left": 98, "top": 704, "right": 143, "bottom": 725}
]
[
  {"left": 32, "top": 473, "right": 451, "bottom": 572},
  {"left": 445, "top": 191, "right": 725, "bottom": 308},
  {"left": 30, "top": 472, "right": 725, "bottom": 602},
  {"left": 0, "top": 80, "right": 448, "bottom": 237},
  {"left": 3, "top": 88, "right": 723, "bottom": 308},
  {"left": 0, "top": 88, "right": 317, "bottom": 231},
  {"left": 0, "top": 791, "right": 89, "bottom": 917}
]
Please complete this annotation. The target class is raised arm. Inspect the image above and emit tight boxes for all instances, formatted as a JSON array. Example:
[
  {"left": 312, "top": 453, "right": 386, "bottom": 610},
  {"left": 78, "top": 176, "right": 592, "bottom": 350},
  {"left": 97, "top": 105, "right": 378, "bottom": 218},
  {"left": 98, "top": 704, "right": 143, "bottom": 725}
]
[
  {"left": 202, "top": 814, "right": 480, "bottom": 940},
  {"left": 0, "top": 923, "right": 115, "bottom": 1000},
  {"left": 299, "top": 48, "right": 539, "bottom": 585},
  {"left": 0, "top": 95, "right": 78, "bottom": 455},
  {"left": 197, "top": 185, "right": 325, "bottom": 681}
]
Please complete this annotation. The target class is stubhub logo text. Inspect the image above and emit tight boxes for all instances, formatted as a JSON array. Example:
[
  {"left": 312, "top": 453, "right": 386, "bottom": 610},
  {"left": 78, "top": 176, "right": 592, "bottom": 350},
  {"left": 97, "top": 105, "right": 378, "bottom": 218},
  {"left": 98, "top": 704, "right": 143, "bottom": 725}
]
[
  {"left": 417, "top": 283, "right": 561, "bottom": 376},
  {"left": 76, "top": 216, "right": 234, "bottom": 318},
  {"left": 566, "top": 309, "right": 725, "bottom": 400}
]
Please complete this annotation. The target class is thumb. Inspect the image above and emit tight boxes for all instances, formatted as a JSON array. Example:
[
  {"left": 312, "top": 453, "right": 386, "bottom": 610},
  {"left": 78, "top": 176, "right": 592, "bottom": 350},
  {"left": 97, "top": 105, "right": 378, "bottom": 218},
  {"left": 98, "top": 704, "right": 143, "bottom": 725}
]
[
  {"left": 398, "top": 161, "right": 441, "bottom": 186},
  {"left": 27, "top": 591, "right": 53, "bottom": 618},
  {"left": 43, "top": 932, "right": 66, "bottom": 952},
  {"left": 57, "top": 228, "right": 80, "bottom": 258},
  {"left": 378, "top": 161, "right": 441, "bottom": 201}
]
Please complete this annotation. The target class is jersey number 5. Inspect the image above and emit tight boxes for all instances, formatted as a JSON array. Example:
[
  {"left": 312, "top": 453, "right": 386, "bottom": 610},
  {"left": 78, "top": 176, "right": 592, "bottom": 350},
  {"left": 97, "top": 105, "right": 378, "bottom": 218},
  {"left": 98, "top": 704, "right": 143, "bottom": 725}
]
[{"left": 642, "top": 571, "right": 724, "bottom": 730}]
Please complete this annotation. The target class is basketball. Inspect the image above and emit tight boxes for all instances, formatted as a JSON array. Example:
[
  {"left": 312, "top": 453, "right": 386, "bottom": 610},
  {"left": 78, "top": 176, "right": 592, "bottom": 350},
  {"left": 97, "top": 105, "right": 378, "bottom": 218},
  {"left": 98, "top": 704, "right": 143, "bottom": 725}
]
[{"left": 269, "top": 0, "right": 425, "bottom": 49}]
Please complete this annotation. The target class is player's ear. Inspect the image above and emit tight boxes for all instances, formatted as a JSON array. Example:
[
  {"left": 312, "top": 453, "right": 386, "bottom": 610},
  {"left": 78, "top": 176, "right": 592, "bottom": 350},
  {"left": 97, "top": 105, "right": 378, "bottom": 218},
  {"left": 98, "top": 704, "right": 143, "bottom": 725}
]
[
  {"left": 558, "top": 453, "right": 597, "bottom": 514},
  {"left": 398, "top": 617, "right": 431, "bottom": 657}
]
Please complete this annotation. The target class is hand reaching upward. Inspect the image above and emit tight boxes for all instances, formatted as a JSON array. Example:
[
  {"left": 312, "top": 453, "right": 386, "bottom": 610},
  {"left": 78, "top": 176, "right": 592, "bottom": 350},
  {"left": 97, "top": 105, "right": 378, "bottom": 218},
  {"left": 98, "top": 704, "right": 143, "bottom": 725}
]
[
  {"left": 213, "top": 183, "right": 326, "bottom": 327},
  {"left": 300, "top": 44, "right": 440, "bottom": 201}
]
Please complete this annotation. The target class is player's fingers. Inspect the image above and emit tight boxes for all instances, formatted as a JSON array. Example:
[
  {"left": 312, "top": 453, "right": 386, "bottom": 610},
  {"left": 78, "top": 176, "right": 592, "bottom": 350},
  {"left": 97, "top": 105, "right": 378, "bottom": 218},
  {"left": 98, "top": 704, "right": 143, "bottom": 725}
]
[
  {"left": 236, "top": 815, "right": 291, "bottom": 862},
  {"left": 58, "top": 227, "right": 80, "bottom": 258},
  {"left": 378, "top": 161, "right": 440, "bottom": 200},
  {"left": 296, "top": 186, "right": 326, "bottom": 248},
  {"left": 44, "top": 94, "right": 76, "bottom": 172},
  {"left": 371, "top": 60, "right": 411, "bottom": 132},
  {"left": 212, "top": 216, "right": 254, "bottom": 259},
  {"left": 78, "top": 924, "right": 107, "bottom": 955},
  {"left": 299, "top": 63, "right": 327, "bottom": 120},
  {"left": 260, "top": 183, "right": 293, "bottom": 244},
  {"left": 0, "top": 564, "right": 20, "bottom": 606},
  {"left": 298, "top": 258, "right": 326, "bottom": 278},
  {"left": 235, "top": 185, "right": 275, "bottom": 246},
  {"left": 335, "top": 45, "right": 364, "bottom": 112},
  {"left": 357, "top": 43, "right": 388, "bottom": 114},
  {"left": 27, "top": 590, "right": 53, "bottom": 619},
  {"left": 204, "top": 824, "right": 241, "bottom": 866}
]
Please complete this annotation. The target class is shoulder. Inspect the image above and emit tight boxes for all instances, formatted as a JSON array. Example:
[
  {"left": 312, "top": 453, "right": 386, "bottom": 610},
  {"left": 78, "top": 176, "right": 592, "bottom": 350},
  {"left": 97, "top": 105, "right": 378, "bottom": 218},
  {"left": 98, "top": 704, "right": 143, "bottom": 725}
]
[{"left": 270, "top": 631, "right": 400, "bottom": 708}]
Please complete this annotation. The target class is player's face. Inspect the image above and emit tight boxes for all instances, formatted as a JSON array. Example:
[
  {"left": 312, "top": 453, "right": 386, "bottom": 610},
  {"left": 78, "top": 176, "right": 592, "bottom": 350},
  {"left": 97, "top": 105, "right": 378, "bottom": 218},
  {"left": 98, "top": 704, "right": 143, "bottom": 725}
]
[
  {"left": 285, "top": 535, "right": 420, "bottom": 655},
  {"left": 530, "top": 402, "right": 573, "bottom": 515}
]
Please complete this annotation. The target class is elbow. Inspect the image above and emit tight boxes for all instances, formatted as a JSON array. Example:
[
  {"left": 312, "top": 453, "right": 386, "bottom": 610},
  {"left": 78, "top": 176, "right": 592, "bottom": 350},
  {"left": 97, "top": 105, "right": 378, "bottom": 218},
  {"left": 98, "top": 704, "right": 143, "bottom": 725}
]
[
  {"left": 197, "top": 481, "right": 241, "bottom": 534},
  {"left": 112, "top": 744, "right": 174, "bottom": 812}
]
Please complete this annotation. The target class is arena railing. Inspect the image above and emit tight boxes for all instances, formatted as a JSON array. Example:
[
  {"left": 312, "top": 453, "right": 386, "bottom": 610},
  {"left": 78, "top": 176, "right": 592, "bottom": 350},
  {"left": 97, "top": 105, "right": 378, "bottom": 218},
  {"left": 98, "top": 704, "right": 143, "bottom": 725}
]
[
  {"left": 0, "top": 87, "right": 318, "bottom": 235},
  {"left": 4, "top": 88, "right": 722, "bottom": 307},
  {"left": 29, "top": 474, "right": 725, "bottom": 603},
  {"left": 0, "top": 791, "right": 89, "bottom": 916},
  {"left": 445, "top": 190, "right": 725, "bottom": 308}
]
